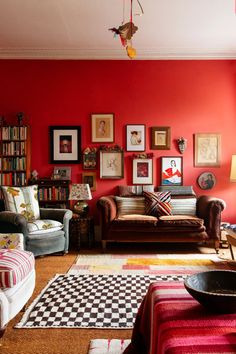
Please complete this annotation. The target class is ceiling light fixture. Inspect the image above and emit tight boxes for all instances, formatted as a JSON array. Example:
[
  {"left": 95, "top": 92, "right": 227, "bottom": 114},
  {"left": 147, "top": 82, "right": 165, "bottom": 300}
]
[{"left": 109, "top": 0, "right": 144, "bottom": 59}]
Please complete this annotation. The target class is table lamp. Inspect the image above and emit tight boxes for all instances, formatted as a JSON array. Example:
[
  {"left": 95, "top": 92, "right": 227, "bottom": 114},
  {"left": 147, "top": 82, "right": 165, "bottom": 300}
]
[
  {"left": 69, "top": 183, "right": 92, "bottom": 216},
  {"left": 230, "top": 155, "right": 236, "bottom": 182}
]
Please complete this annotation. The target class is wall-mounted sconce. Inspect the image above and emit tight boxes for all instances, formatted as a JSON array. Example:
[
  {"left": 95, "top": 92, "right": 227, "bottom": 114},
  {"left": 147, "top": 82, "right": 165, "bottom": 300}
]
[{"left": 177, "top": 137, "right": 187, "bottom": 154}]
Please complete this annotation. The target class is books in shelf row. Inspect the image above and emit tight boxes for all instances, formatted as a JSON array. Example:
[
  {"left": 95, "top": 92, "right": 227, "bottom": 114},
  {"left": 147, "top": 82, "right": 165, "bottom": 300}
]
[
  {"left": 2, "top": 141, "right": 26, "bottom": 156},
  {"left": 1, "top": 157, "right": 26, "bottom": 170},
  {"left": 38, "top": 187, "right": 69, "bottom": 201},
  {"left": 0, "top": 172, "right": 26, "bottom": 185},
  {"left": 1, "top": 126, "right": 27, "bottom": 140}
]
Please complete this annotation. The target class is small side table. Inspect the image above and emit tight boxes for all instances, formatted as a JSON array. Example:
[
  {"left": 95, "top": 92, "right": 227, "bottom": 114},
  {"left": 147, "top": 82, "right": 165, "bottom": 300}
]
[{"left": 70, "top": 214, "right": 94, "bottom": 250}]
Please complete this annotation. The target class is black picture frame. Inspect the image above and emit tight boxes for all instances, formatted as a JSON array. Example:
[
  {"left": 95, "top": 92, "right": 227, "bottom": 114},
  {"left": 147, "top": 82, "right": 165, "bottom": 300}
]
[{"left": 49, "top": 126, "right": 81, "bottom": 164}]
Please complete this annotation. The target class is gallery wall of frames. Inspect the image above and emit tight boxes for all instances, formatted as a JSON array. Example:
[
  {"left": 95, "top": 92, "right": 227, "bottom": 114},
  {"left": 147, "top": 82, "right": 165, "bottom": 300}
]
[{"left": 0, "top": 59, "right": 236, "bottom": 221}]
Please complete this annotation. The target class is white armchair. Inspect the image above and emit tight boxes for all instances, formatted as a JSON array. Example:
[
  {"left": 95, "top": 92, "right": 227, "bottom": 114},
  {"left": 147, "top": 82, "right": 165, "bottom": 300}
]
[{"left": 0, "top": 233, "right": 35, "bottom": 337}]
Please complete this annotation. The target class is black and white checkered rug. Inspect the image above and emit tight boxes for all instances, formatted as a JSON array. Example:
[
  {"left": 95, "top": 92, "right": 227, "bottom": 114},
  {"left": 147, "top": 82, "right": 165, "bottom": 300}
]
[{"left": 16, "top": 273, "right": 186, "bottom": 329}]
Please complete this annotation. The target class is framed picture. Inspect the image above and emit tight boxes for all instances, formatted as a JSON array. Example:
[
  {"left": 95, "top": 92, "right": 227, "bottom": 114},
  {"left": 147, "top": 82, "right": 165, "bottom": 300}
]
[
  {"left": 49, "top": 126, "right": 81, "bottom": 163},
  {"left": 91, "top": 113, "right": 114, "bottom": 143},
  {"left": 197, "top": 172, "right": 216, "bottom": 190},
  {"left": 82, "top": 152, "right": 97, "bottom": 170},
  {"left": 132, "top": 158, "right": 153, "bottom": 184},
  {"left": 100, "top": 150, "right": 124, "bottom": 179},
  {"left": 161, "top": 156, "right": 183, "bottom": 186},
  {"left": 126, "top": 124, "right": 146, "bottom": 151},
  {"left": 194, "top": 133, "right": 221, "bottom": 167},
  {"left": 151, "top": 126, "right": 171, "bottom": 150},
  {"left": 82, "top": 172, "right": 97, "bottom": 191},
  {"left": 53, "top": 166, "right": 71, "bottom": 180}
]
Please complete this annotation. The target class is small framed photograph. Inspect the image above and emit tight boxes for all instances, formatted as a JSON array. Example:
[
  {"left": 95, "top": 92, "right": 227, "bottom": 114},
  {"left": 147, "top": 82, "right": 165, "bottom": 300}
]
[
  {"left": 91, "top": 113, "right": 114, "bottom": 143},
  {"left": 82, "top": 172, "right": 97, "bottom": 191},
  {"left": 49, "top": 126, "right": 81, "bottom": 163},
  {"left": 194, "top": 133, "right": 221, "bottom": 167},
  {"left": 126, "top": 124, "right": 146, "bottom": 151},
  {"left": 161, "top": 156, "right": 183, "bottom": 186},
  {"left": 197, "top": 172, "right": 216, "bottom": 190},
  {"left": 100, "top": 150, "right": 124, "bottom": 179},
  {"left": 151, "top": 126, "right": 171, "bottom": 150},
  {"left": 82, "top": 152, "right": 97, "bottom": 170},
  {"left": 53, "top": 166, "right": 71, "bottom": 180},
  {"left": 132, "top": 158, "right": 153, "bottom": 184}
]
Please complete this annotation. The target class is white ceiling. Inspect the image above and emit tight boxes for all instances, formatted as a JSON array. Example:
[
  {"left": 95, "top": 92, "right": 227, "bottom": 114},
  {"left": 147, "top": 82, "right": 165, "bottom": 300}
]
[{"left": 0, "top": 0, "right": 236, "bottom": 60}]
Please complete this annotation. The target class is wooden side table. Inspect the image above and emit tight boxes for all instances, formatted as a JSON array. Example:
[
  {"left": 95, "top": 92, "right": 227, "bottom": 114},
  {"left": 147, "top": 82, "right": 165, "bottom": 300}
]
[{"left": 70, "top": 214, "right": 94, "bottom": 250}]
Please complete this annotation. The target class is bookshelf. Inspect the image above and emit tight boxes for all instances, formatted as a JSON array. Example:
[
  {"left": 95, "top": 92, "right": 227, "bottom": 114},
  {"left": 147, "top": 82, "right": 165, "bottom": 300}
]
[
  {"left": 0, "top": 125, "right": 31, "bottom": 186},
  {"left": 29, "top": 179, "right": 71, "bottom": 209}
]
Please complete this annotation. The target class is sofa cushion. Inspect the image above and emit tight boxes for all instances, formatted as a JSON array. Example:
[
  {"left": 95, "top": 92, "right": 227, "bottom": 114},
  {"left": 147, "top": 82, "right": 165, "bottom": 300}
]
[
  {"left": 115, "top": 197, "right": 145, "bottom": 216},
  {"left": 0, "top": 249, "right": 35, "bottom": 288},
  {"left": 114, "top": 214, "right": 158, "bottom": 227},
  {"left": 144, "top": 191, "right": 172, "bottom": 216},
  {"left": 0, "top": 233, "right": 24, "bottom": 250},
  {"left": 170, "top": 197, "right": 196, "bottom": 216},
  {"left": 158, "top": 215, "right": 204, "bottom": 228},
  {"left": 27, "top": 219, "right": 63, "bottom": 234},
  {"left": 118, "top": 185, "right": 154, "bottom": 197},
  {"left": 1, "top": 185, "right": 40, "bottom": 221}
]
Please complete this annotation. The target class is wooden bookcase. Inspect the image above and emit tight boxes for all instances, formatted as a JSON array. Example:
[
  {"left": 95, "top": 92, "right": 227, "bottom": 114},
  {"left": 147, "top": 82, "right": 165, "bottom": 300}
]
[
  {"left": 29, "top": 178, "right": 71, "bottom": 209},
  {"left": 0, "top": 125, "right": 31, "bottom": 186}
]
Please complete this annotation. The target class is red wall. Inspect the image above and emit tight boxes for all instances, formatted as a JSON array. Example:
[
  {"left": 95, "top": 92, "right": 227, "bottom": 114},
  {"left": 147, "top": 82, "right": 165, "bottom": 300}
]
[{"left": 0, "top": 59, "right": 236, "bottom": 222}]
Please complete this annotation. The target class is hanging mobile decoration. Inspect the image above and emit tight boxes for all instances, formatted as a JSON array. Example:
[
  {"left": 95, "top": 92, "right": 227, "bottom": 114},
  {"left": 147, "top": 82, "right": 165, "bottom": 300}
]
[{"left": 109, "top": 0, "right": 143, "bottom": 59}]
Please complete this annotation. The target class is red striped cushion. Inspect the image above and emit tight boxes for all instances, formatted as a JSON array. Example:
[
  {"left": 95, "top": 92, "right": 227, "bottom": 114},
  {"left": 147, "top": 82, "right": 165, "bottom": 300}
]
[
  {"left": 0, "top": 249, "right": 35, "bottom": 288},
  {"left": 144, "top": 191, "right": 172, "bottom": 216}
]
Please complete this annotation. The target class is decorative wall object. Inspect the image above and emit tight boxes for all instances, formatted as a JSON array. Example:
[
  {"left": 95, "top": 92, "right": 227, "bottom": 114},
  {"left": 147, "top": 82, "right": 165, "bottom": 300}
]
[
  {"left": 161, "top": 156, "right": 183, "bottom": 186},
  {"left": 91, "top": 114, "right": 114, "bottom": 143},
  {"left": 197, "top": 172, "right": 216, "bottom": 190},
  {"left": 82, "top": 147, "right": 97, "bottom": 169},
  {"left": 151, "top": 126, "right": 170, "bottom": 150},
  {"left": 100, "top": 147, "right": 124, "bottom": 179},
  {"left": 49, "top": 126, "right": 81, "bottom": 163},
  {"left": 194, "top": 133, "right": 221, "bottom": 167},
  {"left": 126, "top": 124, "right": 145, "bottom": 151},
  {"left": 82, "top": 172, "right": 97, "bottom": 191},
  {"left": 132, "top": 158, "right": 153, "bottom": 184},
  {"left": 177, "top": 137, "right": 187, "bottom": 154},
  {"left": 53, "top": 166, "right": 71, "bottom": 180}
]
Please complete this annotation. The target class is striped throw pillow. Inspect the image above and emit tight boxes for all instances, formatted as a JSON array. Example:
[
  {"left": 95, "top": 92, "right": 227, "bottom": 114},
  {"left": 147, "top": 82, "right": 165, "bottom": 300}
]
[
  {"left": 115, "top": 197, "right": 145, "bottom": 216},
  {"left": 170, "top": 198, "right": 196, "bottom": 216},
  {"left": 144, "top": 191, "right": 172, "bottom": 216},
  {"left": 0, "top": 249, "right": 35, "bottom": 288}
]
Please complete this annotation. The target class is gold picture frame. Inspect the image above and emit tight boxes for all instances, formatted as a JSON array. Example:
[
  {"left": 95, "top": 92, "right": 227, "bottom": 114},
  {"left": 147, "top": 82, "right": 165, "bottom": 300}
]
[
  {"left": 100, "top": 150, "right": 124, "bottom": 179},
  {"left": 194, "top": 133, "right": 221, "bottom": 167},
  {"left": 91, "top": 113, "right": 114, "bottom": 143},
  {"left": 151, "top": 126, "right": 170, "bottom": 150}
]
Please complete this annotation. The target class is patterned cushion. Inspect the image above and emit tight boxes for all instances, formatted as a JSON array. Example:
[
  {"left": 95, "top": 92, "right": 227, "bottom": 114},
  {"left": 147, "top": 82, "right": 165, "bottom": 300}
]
[
  {"left": 170, "top": 198, "right": 196, "bottom": 216},
  {"left": 1, "top": 185, "right": 40, "bottom": 221},
  {"left": 27, "top": 219, "right": 63, "bottom": 234},
  {"left": 144, "top": 191, "right": 172, "bottom": 216},
  {"left": 115, "top": 197, "right": 145, "bottom": 216},
  {"left": 0, "top": 249, "right": 35, "bottom": 288},
  {"left": 0, "top": 233, "right": 24, "bottom": 250}
]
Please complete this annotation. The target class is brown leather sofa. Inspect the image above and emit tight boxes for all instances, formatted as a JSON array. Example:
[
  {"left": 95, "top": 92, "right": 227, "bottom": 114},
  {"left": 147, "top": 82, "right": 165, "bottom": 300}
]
[{"left": 97, "top": 186, "right": 226, "bottom": 252}]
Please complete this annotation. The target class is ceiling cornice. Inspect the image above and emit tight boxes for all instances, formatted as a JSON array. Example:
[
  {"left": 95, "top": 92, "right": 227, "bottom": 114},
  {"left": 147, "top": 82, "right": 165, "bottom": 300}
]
[{"left": 0, "top": 48, "right": 235, "bottom": 60}]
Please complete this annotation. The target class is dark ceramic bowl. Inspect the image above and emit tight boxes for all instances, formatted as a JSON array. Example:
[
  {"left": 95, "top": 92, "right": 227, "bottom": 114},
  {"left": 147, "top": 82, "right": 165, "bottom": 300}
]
[{"left": 184, "top": 270, "right": 236, "bottom": 313}]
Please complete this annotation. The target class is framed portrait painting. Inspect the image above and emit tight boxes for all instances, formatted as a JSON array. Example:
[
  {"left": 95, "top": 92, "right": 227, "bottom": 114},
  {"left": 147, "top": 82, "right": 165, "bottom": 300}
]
[
  {"left": 161, "top": 156, "right": 183, "bottom": 186},
  {"left": 132, "top": 158, "right": 153, "bottom": 184},
  {"left": 197, "top": 172, "right": 216, "bottom": 190},
  {"left": 49, "top": 126, "right": 81, "bottom": 163},
  {"left": 151, "top": 126, "right": 171, "bottom": 150},
  {"left": 91, "top": 113, "right": 114, "bottom": 143},
  {"left": 126, "top": 124, "right": 145, "bottom": 151},
  {"left": 100, "top": 150, "right": 124, "bottom": 179},
  {"left": 194, "top": 133, "right": 221, "bottom": 167},
  {"left": 82, "top": 172, "right": 97, "bottom": 191}
]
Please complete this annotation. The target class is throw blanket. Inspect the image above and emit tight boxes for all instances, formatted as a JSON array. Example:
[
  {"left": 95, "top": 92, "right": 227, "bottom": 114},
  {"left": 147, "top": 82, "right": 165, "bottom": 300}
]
[{"left": 124, "top": 282, "right": 236, "bottom": 354}]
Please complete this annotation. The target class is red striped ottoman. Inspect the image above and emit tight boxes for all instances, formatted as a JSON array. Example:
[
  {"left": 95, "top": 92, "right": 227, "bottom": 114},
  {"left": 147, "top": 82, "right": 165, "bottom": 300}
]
[
  {"left": 124, "top": 281, "right": 236, "bottom": 354},
  {"left": 0, "top": 249, "right": 35, "bottom": 288}
]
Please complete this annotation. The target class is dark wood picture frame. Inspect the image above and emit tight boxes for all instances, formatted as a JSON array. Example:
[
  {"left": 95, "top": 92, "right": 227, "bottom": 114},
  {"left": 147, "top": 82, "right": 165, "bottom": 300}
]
[
  {"left": 49, "top": 126, "right": 81, "bottom": 164},
  {"left": 82, "top": 172, "right": 97, "bottom": 191},
  {"left": 151, "top": 126, "right": 171, "bottom": 150},
  {"left": 100, "top": 150, "right": 124, "bottom": 179}
]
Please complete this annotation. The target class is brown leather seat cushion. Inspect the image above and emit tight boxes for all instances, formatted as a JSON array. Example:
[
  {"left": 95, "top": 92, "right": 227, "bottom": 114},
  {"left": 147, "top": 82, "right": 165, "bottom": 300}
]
[
  {"left": 158, "top": 214, "right": 204, "bottom": 229},
  {"left": 113, "top": 214, "right": 158, "bottom": 228}
]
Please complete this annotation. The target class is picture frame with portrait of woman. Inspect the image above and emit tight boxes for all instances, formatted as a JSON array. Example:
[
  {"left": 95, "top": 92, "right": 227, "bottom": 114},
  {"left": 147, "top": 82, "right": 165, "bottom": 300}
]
[
  {"left": 91, "top": 113, "right": 114, "bottom": 143},
  {"left": 161, "top": 156, "right": 183, "bottom": 186},
  {"left": 126, "top": 124, "right": 146, "bottom": 151}
]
